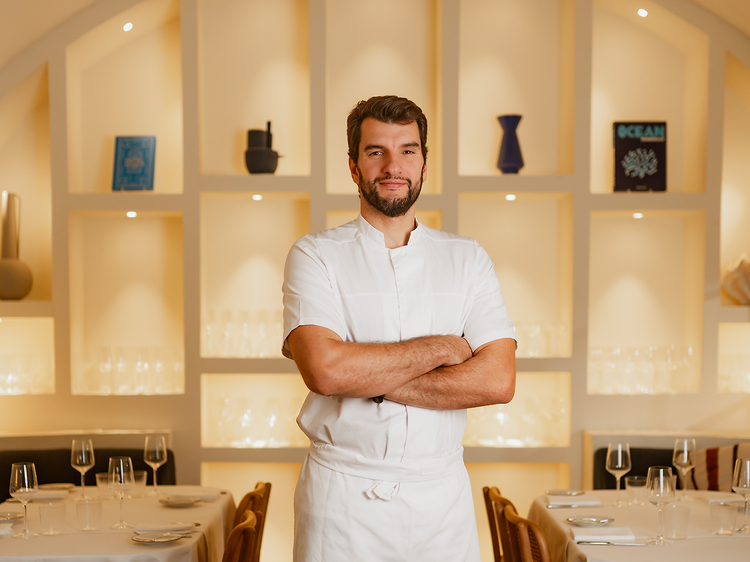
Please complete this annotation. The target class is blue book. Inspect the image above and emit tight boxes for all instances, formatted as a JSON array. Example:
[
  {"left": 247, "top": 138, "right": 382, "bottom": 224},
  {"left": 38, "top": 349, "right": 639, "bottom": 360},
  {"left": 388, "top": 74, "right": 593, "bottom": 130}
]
[{"left": 112, "top": 136, "right": 156, "bottom": 191}]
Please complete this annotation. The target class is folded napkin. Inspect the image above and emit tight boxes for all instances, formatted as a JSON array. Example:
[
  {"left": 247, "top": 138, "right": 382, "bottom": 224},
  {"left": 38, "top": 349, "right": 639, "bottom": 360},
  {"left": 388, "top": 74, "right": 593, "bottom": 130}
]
[
  {"left": 32, "top": 490, "right": 68, "bottom": 501},
  {"left": 707, "top": 495, "right": 743, "bottom": 504},
  {"left": 0, "top": 523, "right": 13, "bottom": 536},
  {"left": 134, "top": 522, "right": 195, "bottom": 535},
  {"left": 547, "top": 494, "right": 601, "bottom": 506},
  {"left": 570, "top": 526, "right": 635, "bottom": 542},
  {"left": 166, "top": 486, "right": 221, "bottom": 501}
]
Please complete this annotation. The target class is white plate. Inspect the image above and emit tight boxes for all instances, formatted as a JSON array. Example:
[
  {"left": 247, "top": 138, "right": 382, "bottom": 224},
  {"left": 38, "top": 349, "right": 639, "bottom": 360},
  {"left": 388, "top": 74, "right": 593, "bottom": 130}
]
[
  {"left": 0, "top": 512, "right": 24, "bottom": 522},
  {"left": 132, "top": 532, "right": 183, "bottom": 544},
  {"left": 159, "top": 497, "right": 199, "bottom": 508},
  {"left": 567, "top": 516, "right": 614, "bottom": 527},
  {"left": 546, "top": 489, "right": 585, "bottom": 496},
  {"left": 39, "top": 483, "right": 75, "bottom": 491}
]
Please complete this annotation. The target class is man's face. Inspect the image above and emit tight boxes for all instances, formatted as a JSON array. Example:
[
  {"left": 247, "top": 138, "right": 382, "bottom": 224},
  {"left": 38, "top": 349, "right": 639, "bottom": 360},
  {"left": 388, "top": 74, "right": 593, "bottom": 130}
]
[{"left": 349, "top": 118, "right": 426, "bottom": 218}]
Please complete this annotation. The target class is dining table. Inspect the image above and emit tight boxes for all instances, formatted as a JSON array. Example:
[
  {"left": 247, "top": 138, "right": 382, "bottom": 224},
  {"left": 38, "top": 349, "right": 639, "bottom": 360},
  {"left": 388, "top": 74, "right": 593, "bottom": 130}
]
[
  {"left": 528, "top": 489, "right": 750, "bottom": 562},
  {"left": 0, "top": 485, "right": 236, "bottom": 562}
]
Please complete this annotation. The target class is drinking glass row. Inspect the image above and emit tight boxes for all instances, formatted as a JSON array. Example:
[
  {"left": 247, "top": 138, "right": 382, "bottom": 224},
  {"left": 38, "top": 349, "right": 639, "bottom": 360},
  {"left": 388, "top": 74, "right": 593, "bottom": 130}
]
[
  {"left": 203, "top": 309, "right": 283, "bottom": 358},
  {"left": 76, "top": 345, "right": 184, "bottom": 395},
  {"left": 0, "top": 352, "right": 53, "bottom": 395},
  {"left": 718, "top": 352, "right": 750, "bottom": 393},
  {"left": 588, "top": 344, "right": 697, "bottom": 394}
]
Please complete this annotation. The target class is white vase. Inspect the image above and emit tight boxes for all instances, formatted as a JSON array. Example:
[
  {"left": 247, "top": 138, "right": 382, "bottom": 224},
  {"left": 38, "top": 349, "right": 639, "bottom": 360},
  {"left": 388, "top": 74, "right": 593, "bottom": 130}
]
[{"left": 0, "top": 191, "right": 33, "bottom": 300}]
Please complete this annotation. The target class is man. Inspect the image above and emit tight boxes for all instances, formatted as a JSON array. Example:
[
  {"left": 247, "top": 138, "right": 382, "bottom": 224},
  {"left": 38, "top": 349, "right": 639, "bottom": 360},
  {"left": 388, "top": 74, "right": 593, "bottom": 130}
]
[{"left": 282, "top": 95, "right": 516, "bottom": 561}]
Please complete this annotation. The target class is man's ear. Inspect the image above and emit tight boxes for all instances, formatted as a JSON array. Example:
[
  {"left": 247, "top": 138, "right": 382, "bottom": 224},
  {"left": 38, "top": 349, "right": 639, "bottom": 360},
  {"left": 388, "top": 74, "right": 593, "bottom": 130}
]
[{"left": 348, "top": 157, "right": 360, "bottom": 184}]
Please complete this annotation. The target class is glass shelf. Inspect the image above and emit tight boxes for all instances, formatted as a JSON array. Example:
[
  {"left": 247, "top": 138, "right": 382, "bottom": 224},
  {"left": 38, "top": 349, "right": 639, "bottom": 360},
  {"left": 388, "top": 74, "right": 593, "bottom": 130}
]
[
  {"left": 69, "top": 211, "right": 184, "bottom": 395},
  {"left": 0, "top": 64, "right": 52, "bottom": 300},
  {"left": 66, "top": 0, "right": 183, "bottom": 193},
  {"left": 0, "top": 317, "right": 54, "bottom": 395},
  {"left": 458, "top": 0, "right": 575, "bottom": 176},
  {"left": 458, "top": 192, "right": 573, "bottom": 358},
  {"left": 201, "top": 373, "right": 309, "bottom": 448},
  {"left": 588, "top": 209, "right": 704, "bottom": 394},
  {"left": 591, "top": 0, "right": 708, "bottom": 193},
  {"left": 464, "top": 372, "right": 570, "bottom": 448},
  {"left": 325, "top": 0, "right": 440, "bottom": 194},
  {"left": 197, "top": 0, "right": 310, "bottom": 177},
  {"left": 718, "top": 323, "right": 750, "bottom": 393},
  {"left": 200, "top": 192, "right": 309, "bottom": 358},
  {"left": 721, "top": 53, "right": 750, "bottom": 306}
]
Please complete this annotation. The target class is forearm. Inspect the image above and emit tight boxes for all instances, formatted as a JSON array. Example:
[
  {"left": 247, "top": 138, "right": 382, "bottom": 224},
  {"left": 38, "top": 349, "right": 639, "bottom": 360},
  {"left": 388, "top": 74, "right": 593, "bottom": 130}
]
[
  {"left": 287, "top": 325, "right": 473, "bottom": 398},
  {"left": 384, "top": 338, "right": 516, "bottom": 410}
]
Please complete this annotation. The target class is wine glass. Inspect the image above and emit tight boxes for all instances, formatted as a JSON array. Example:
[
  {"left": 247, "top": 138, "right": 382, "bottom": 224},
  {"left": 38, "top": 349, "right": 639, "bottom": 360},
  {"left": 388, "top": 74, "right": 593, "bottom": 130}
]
[
  {"left": 606, "top": 442, "right": 632, "bottom": 507},
  {"left": 732, "top": 458, "right": 750, "bottom": 534},
  {"left": 672, "top": 438, "right": 695, "bottom": 501},
  {"left": 108, "top": 456, "right": 134, "bottom": 529},
  {"left": 144, "top": 435, "right": 167, "bottom": 496},
  {"left": 71, "top": 439, "right": 95, "bottom": 499},
  {"left": 9, "top": 462, "right": 38, "bottom": 539},
  {"left": 646, "top": 466, "right": 674, "bottom": 545}
]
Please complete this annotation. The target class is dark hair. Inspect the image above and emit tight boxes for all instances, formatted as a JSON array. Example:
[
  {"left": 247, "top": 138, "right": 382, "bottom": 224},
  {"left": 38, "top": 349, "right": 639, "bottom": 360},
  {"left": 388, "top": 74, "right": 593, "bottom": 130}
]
[{"left": 347, "top": 95, "right": 428, "bottom": 165}]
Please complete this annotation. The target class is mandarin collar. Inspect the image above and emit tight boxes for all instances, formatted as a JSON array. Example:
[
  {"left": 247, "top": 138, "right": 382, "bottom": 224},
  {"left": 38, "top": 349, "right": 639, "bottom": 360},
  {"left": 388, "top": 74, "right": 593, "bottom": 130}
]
[{"left": 356, "top": 214, "right": 422, "bottom": 248}]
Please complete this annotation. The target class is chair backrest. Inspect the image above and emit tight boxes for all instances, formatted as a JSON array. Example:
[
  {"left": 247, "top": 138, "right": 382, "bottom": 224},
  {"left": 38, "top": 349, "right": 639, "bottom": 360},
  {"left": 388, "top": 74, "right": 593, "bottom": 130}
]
[
  {"left": 483, "top": 486, "right": 516, "bottom": 562},
  {"left": 504, "top": 504, "right": 551, "bottom": 562},
  {"left": 691, "top": 442, "right": 750, "bottom": 491},
  {"left": 233, "top": 481, "right": 271, "bottom": 562},
  {"left": 223, "top": 510, "right": 260, "bottom": 562}
]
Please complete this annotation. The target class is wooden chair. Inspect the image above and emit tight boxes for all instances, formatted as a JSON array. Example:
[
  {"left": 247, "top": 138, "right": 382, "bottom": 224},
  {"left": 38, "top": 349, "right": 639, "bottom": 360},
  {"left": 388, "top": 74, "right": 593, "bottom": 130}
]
[
  {"left": 504, "top": 504, "right": 551, "bottom": 562},
  {"left": 232, "top": 482, "right": 271, "bottom": 562},
  {"left": 223, "top": 510, "right": 261, "bottom": 562},
  {"left": 483, "top": 486, "right": 517, "bottom": 562}
]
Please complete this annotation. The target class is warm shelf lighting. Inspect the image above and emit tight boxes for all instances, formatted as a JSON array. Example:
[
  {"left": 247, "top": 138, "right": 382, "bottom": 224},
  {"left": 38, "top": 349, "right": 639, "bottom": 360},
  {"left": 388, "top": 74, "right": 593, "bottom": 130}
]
[
  {"left": 123, "top": 22, "right": 134, "bottom": 32},
  {"left": 126, "top": 211, "right": 137, "bottom": 218},
  {"left": 252, "top": 194, "right": 263, "bottom": 201},
  {"left": 633, "top": 212, "right": 644, "bottom": 219},
  {"left": 637, "top": 8, "right": 648, "bottom": 17},
  {"left": 505, "top": 194, "right": 517, "bottom": 201}
]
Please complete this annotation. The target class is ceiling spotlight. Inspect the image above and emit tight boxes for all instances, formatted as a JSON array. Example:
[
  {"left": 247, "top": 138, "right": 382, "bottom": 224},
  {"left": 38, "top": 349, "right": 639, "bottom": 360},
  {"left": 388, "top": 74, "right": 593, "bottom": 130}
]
[
  {"left": 637, "top": 8, "right": 648, "bottom": 17},
  {"left": 505, "top": 194, "right": 517, "bottom": 201},
  {"left": 126, "top": 211, "right": 137, "bottom": 218},
  {"left": 252, "top": 194, "right": 263, "bottom": 201},
  {"left": 633, "top": 212, "right": 644, "bottom": 219},
  {"left": 123, "top": 22, "right": 134, "bottom": 31}
]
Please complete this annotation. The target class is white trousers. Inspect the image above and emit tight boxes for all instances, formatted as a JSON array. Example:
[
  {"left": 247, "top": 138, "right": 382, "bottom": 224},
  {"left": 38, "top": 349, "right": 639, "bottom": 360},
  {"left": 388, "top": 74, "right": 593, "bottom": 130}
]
[{"left": 293, "top": 455, "right": 481, "bottom": 562}]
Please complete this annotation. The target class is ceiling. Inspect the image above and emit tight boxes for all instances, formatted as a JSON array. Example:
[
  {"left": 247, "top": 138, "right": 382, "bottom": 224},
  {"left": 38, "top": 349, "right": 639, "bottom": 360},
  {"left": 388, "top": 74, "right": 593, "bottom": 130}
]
[{"left": 1, "top": 0, "right": 750, "bottom": 71}]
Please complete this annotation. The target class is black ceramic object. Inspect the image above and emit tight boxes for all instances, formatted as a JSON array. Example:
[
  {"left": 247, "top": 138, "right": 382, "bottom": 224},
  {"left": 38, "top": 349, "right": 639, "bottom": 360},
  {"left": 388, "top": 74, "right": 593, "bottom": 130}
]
[
  {"left": 496, "top": 114, "right": 524, "bottom": 174},
  {"left": 245, "top": 121, "right": 279, "bottom": 174}
]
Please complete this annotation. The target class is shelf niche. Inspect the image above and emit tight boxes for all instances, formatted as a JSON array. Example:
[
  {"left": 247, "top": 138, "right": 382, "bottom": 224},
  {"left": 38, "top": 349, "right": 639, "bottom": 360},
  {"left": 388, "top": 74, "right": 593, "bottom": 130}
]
[
  {"left": 66, "top": 0, "right": 183, "bottom": 194},
  {"left": 197, "top": 0, "right": 310, "bottom": 177},
  {"left": 721, "top": 52, "right": 750, "bottom": 306},
  {"left": 588, "top": 210, "right": 704, "bottom": 394},
  {"left": 458, "top": 192, "right": 573, "bottom": 358},
  {"left": 69, "top": 211, "right": 184, "bottom": 395},
  {"left": 200, "top": 193, "right": 309, "bottom": 358},
  {"left": 0, "top": 317, "right": 54, "bottom": 395},
  {"left": 590, "top": 0, "right": 708, "bottom": 193},
  {"left": 325, "top": 0, "right": 440, "bottom": 194},
  {"left": 0, "top": 64, "right": 52, "bottom": 301},
  {"left": 464, "top": 372, "right": 571, "bottom": 448},
  {"left": 458, "top": 0, "right": 575, "bottom": 176}
]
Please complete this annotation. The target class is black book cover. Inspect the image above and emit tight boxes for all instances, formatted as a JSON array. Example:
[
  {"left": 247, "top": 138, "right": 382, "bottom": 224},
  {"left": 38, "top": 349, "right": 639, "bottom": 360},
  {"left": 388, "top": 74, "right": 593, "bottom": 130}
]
[{"left": 613, "top": 122, "right": 666, "bottom": 191}]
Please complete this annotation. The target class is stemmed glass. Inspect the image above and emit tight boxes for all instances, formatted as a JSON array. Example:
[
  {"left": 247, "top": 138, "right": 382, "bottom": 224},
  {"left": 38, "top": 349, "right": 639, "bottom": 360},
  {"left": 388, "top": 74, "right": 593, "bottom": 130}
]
[
  {"left": 71, "top": 439, "right": 95, "bottom": 499},
  {"left": 144, "top": 435, "right": 167, "bottom": 496},
  {"left": 646, "top": 466, "right": 674, "bottom": 545},
  {"left": 672, "top": 438, "right": 695, "bottom": 501},
  {"left": 108, "top": 456, "right": 134, "bottom": 529},
  {"left": 9, "top": 462, "right": 38, "bottom": 539},
  {"left": 606, "top": 442, "right": 632, "bottom": 507},
  {"left": 732, "top": 458, "right": 750, "bottom": 534}
]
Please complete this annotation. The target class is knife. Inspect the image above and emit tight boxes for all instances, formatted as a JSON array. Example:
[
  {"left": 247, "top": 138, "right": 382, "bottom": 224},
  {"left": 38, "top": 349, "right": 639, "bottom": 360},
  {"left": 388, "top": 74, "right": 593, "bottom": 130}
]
[{"left": 577, "top": 541, "right": 647, "bottom": 546}]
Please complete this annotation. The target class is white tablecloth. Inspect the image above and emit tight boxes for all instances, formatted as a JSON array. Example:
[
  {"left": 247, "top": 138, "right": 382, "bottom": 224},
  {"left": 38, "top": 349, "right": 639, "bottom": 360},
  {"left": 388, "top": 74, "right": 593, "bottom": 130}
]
[
  {"left": 0, "top": 486, "right": 235, "bottom": 562},
  {"left": 528, "top": 490, "right": 750, "bottom": 562}
]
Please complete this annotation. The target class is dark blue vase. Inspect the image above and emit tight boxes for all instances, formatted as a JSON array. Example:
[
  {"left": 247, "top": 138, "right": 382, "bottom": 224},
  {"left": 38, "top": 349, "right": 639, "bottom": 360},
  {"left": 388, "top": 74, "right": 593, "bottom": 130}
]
[{"left": 496, "top": 114, "right": 524, "bottom": 174}]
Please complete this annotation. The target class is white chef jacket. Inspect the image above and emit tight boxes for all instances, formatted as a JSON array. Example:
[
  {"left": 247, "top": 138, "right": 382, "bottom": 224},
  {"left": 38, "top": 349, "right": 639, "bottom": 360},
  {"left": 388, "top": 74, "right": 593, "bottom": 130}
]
[{"left": 282, "top": 215, "right": 515, "bottom": 562}]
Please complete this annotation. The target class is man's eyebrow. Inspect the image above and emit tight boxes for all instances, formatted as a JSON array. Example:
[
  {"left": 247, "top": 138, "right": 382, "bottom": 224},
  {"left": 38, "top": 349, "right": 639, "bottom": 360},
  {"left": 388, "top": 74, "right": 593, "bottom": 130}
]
[{"left": 363, "top": 141, "right": 420, "bottom": 152}]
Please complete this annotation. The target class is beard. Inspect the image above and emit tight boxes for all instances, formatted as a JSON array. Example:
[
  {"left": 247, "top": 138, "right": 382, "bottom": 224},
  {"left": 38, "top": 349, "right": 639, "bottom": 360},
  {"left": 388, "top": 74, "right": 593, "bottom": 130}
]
[{"left": 358, "top": 171, "right": 423, "bottom": 218}]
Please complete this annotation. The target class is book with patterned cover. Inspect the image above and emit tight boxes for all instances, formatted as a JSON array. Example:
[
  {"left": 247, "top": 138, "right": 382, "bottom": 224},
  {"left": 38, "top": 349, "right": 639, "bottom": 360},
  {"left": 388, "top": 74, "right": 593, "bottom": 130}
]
[
  {"left": 112, "top": 136, "right": 156, "bottom": 191},
  {"left": 613, "top": 122, "right": 666, "bottom": 192}
]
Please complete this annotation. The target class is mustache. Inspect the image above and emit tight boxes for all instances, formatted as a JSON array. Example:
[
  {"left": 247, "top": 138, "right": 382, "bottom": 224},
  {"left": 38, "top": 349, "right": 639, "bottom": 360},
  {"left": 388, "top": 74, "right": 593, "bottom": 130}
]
[{"left": 374, "top": 176, "right": 412, "bottom": 185}]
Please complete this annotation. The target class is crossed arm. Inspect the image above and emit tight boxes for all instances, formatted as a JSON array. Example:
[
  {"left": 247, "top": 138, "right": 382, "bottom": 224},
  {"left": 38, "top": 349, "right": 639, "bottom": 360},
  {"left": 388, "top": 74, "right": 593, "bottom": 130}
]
[{"left": 286, "top": 324, "right": 516, "bottom": 410}]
